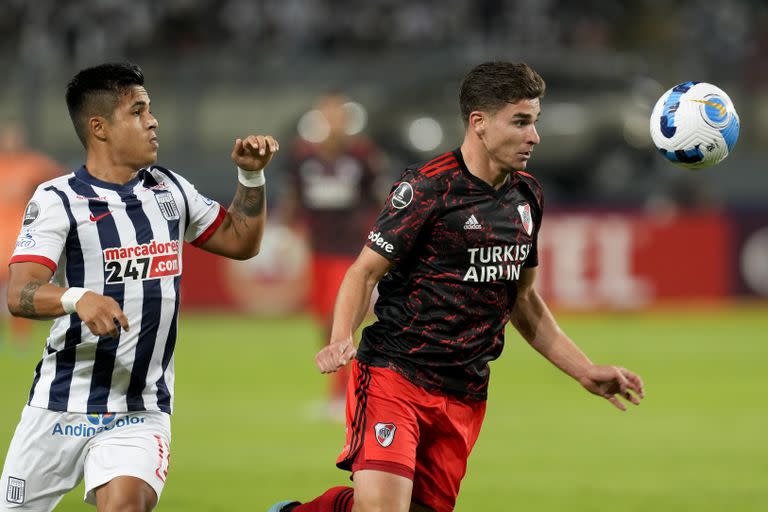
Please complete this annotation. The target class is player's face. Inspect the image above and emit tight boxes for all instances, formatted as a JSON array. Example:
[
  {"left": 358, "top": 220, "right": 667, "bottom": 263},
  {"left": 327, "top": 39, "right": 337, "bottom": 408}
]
[
  {"left": 482, "top": 98, "right": 541, "bottom": 172},
  {"left": 105, "top": 86, "right": 159, "bottom": 169}
]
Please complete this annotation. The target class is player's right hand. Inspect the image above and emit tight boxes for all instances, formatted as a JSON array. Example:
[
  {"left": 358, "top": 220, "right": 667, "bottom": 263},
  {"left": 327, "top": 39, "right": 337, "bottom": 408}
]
[
  {"left": 315, "top": 337, "right": 356, "bottom": 373},
  {"left": 75, "top": 292, "right": 130, "bottom": 339}
]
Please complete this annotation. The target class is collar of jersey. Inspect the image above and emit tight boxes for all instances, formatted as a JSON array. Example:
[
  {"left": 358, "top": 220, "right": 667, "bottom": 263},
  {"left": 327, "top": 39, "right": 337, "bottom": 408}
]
[
  {"left": 452, "top": 148, "right": 519, "bottom": 197},
  {"left": 75, "top": 165, "right": 144, "bottom": 192}
]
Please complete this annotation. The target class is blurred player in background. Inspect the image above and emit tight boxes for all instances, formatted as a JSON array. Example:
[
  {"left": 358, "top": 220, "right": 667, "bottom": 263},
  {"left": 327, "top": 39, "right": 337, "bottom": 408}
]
[
  {"left": 0, "top": 122, "right": 62, "bottom": 347},
  {"left": 0, "top": 63, "right": 278, "bottom": 512},
  {"left": 282, "top": 93, "right": 385, "bottom": 417},
  {"left": 269, "top": 62, "right": 645, "bottom": 512}
]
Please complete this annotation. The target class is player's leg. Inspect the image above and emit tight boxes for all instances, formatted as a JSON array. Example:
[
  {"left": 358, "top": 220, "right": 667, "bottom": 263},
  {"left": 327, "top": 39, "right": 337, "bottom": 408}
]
[
  {"left": 0, "top": 407, "right": 88, "bottom": 512},
  {"left": 268, "top": 482, "right": 433, "bottom": 512},
  {"left": 93, "top": 477, "right": 157, "bottom": 512},
  {"left": 351, "top": 470, "right": 414, "bottom": 512},
  {"left": 268, "top": 487, "right": 353, "bottom": 512},
  {"left": 268, "top": 362, "right": 423, "bottom": 512},
  {"left": 83, "top": 412, "right": 171, "bottom": 512}
]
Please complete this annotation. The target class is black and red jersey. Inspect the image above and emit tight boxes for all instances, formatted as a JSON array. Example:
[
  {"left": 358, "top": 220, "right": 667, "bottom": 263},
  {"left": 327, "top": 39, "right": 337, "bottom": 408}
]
[{"left": 357, "top": 149, "right": 543, "bottom": 401}]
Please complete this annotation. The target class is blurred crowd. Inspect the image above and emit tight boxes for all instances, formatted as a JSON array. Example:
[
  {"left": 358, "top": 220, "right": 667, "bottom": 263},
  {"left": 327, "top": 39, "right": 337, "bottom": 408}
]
[
  {"left": 2, "top": 0, "right": 766, "bottom": 77},
  {"left": 2, "top": 0, "right": 767, "bottom": 211}
]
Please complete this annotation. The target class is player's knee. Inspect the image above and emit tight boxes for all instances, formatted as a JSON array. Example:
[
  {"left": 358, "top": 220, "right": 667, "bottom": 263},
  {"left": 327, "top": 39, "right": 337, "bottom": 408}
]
[
  {"left": 95, "top": 477, "right": 157, "bottom": 512},
  {"left": 101, "top": 504, "right": 154, "bottom": 512},
  {"left": 353, "top": 494, "right": 410, "bottom": 512},
  {"left": 97, "top": 498, "right": 155, "bottom": 512}
]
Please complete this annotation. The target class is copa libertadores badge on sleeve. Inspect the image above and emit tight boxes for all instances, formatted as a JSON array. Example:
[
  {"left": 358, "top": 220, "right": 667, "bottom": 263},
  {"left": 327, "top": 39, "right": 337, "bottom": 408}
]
[
  {"left": 22, "top": 201, "right": 40, "bottom": 227},
  {"left": 391, "top": 182, "right": 413, "bottom": 209}
]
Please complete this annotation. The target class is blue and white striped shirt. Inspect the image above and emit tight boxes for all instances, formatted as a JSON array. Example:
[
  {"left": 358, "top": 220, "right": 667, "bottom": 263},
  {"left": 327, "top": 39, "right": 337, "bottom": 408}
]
[{"left": 11, "top": 165, "right": 225, "bottom": 414}]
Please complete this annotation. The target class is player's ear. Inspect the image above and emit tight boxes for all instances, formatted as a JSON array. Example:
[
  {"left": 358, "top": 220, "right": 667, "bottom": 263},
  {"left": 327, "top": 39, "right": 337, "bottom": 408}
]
[
  {"left": 89, "top": 116, "right": 108, "bottom": 142},
  {"left": 469, "top": 111, "right": 485, "bottom": 137}
]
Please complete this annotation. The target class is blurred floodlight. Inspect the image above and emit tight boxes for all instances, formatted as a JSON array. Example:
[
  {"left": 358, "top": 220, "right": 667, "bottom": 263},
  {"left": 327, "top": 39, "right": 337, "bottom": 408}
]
[
  {"left": 408, "top": 117, "right": 443, "bottom": 151},
  {"left": 622, "top": 106, "right": 652, "bottom": 149},
  {"left": 631, "top": 76, "right": 664, "bottom": 109},
  {"left": 343, "top": 101, "right": 367, "bottom": 135},
  {"left": 298, "top": 109, "right": 330, "bottom": 143},
  {"left": 537, "top": 103, "right": 585, "bottom": 136},
  {"left": 741, "top": 227, "right": 768, "bottom": 296}
]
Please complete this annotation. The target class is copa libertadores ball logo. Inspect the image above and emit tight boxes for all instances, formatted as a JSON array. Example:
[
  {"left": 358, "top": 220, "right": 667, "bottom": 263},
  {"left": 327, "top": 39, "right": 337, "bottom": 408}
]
[{"left": 695, "top": 95, "right": 730, "bottom": 129}]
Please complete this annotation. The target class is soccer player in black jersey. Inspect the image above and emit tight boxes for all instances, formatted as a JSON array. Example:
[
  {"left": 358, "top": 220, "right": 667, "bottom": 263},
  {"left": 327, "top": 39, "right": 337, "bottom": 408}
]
[{"left": 269, "top": 62, "right": 645, "bottom": 512}]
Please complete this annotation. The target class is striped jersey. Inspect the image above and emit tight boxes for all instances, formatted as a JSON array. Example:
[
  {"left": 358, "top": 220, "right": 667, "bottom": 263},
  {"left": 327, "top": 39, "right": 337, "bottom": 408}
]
[{"left": 10, "top": 165, "right": 225, "bottom": 414}]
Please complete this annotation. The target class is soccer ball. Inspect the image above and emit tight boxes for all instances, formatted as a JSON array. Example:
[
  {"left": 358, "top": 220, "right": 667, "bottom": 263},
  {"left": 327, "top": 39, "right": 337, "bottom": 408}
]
[{"left": 649, "top": 81, "right": 740, "bottom": 169}]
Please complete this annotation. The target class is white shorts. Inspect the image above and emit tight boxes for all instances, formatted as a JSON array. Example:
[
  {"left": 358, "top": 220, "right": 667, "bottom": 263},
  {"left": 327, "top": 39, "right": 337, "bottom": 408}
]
[{"left": 0, "top": 406, "right": 171, "bottom": 511}]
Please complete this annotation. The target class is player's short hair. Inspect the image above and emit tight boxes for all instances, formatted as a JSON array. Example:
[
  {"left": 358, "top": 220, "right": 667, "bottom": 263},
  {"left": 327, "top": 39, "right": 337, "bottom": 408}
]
[
  {"left": 65, "top": 63, "right": 145, "bottom": 147},
  {"left": 459, "top": 62, "right": 545, "bottom": 124}
]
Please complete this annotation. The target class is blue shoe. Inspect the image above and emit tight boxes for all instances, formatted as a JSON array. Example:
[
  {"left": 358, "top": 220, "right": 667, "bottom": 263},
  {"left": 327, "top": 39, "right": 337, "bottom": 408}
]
[{"left": 267, "top": 500, "right": 301, "bottom": 512}]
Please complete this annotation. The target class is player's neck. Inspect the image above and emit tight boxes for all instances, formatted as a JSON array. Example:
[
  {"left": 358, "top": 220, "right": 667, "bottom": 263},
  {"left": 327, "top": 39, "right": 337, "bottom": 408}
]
[
  {"left": 459, "top": 142, "right": 509, "bottom": 189},
  {"left": 84, "top": 153, "right": 139, "bottom": 185}
]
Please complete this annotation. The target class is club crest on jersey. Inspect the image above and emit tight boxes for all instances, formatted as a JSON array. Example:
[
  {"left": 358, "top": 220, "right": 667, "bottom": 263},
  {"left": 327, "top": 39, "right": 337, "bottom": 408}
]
[
  {"left": 155, "top": 191, "right": 180, "bottom": 221},
  {"left": 6, "top": 477, "right": 25, "bottom": 504},
  {"left": 517, "top": 203, "right": 533, "bottom": 235},
  {"left": 391, "top": 182, "right": 413, "bottom": 209},
  {"left": 374, "top": 422, "right": 396, "bottom": 447}
]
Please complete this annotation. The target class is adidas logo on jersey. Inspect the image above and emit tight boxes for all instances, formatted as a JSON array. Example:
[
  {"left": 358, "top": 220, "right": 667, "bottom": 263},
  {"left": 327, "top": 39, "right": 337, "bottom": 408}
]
[{"left": 464, "top": 215, "right": 482, "bottom": 230}]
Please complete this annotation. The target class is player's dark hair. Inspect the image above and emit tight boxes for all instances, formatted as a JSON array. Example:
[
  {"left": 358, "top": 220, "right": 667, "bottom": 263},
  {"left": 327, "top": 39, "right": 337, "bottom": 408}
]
[
  {"left": 65, "top": 63, "right": 145, "bottom": 147},
  {"left": 459, "top": 62, "right": 545, "bottom": 124}
]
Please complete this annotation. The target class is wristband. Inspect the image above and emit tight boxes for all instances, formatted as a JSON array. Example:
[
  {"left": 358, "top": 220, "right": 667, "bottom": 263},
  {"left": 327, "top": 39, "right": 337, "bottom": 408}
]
[
  {"left": 61, "top": 287, "right": 88, "bottom": 314},
  {"left": 237, "top": 166, "right": 265, "bottom": 187}
]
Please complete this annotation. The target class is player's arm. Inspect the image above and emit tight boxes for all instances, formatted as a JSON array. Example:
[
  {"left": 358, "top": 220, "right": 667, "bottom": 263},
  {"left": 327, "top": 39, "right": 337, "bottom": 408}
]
[
  {"left": 196, "top": 135, "right": 278, "bottom": 260},
  {"left": 315, "top": 246, "right": 393, "bottom": 373},
  {"left": 7, "top": 262, "right": 128, "bottom": 338},
  {"left": 510, "top": 267, "right": 645, "bottom": 411}
]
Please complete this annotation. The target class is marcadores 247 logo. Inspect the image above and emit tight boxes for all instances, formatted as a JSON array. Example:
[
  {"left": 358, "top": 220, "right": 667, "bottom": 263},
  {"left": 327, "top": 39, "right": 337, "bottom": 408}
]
[{"left": 103, "top": 240, "right": 180, "bottom": 283}]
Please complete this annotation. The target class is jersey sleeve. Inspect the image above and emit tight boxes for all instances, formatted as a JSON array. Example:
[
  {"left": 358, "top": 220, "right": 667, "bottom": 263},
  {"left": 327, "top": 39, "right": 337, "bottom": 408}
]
[
  {"left": 365, "top": 169, "right": 439, "bottom": 263},
  {"left": 171, "top": 172, "right": 226, "bottom": 246},
  {"left": 10, "top": 187, "right": 70, "bottom": 273}
]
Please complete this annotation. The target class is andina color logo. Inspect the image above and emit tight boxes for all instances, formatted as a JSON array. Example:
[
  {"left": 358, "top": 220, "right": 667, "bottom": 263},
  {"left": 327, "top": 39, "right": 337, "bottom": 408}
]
[{"left": 51, "top": 413, "right": 145, "bottom": 438}]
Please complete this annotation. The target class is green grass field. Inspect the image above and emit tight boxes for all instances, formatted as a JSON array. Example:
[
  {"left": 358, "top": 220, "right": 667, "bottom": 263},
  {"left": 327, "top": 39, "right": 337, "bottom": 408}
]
[{"left": 1, "top": 308, "right": 766, "bottom": 511}]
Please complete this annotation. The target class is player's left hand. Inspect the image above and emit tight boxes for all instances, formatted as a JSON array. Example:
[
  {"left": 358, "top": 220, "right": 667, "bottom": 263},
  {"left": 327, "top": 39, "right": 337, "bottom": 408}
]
[
  {"left": 579, "top": 365, "right": 645, "bottom": 411},
  {"left": 231, "top": 135, "right": 279, "bottom": 172}
]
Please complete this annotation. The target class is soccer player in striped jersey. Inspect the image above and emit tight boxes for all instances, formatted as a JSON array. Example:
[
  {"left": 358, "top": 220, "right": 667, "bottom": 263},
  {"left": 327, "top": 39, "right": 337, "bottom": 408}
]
[
  {"left": 0, "top": 63, "right": 278, "bottom": 512},
  {"left": 269, "top": 62, "right": 645, "bottom": 512}
]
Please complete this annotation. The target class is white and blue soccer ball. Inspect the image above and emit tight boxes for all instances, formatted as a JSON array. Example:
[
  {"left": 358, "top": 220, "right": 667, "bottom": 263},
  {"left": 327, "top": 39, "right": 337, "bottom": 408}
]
[{"left": 649, "top": 81, "right": 740, "bottom": 169}]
